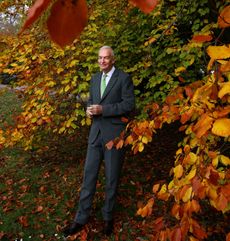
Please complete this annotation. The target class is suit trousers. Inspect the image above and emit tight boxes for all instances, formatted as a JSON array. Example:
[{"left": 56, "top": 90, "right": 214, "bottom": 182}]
[{"left": 74, "top": 131, "right": 125, "bottom": 224}]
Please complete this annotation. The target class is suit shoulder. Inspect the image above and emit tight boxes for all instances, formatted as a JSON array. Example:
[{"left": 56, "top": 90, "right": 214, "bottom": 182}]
[
  {"left": 92, "top": 72, "right": 101, "bottom": 79},
  {"left": 116, "top": 69, "right": 130, "bottom": 79}
]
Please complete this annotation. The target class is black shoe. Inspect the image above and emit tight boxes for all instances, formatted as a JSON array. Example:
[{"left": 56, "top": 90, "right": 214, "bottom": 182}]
[
  {"left": 103, "top": 220, "right": 114, "bottom": 236},
  {"left": 63, "top": 222, "right": 84, "bottom": 237}
]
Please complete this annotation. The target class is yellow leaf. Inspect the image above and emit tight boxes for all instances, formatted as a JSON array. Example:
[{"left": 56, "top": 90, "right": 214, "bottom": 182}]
[
  {"left": 86, "top": 118, "right": 91, "bottom": 126},
  {"left": 176, "top": 148, "right": 182, "bottom": 156},
  {"left": 168, "top": 180, "right": 174, "bottom": 190},
  {"left": 59, "top": 126, "right": 65, "bottom": 134},
  {"left": 57, "top": 67, "right": 64, "bottom": 74},
  {"left": 65, "top": 85, "right": 70, "bottom": 92},
  {"left": 182, "top": 186, "right": 193, "bottom": 202},
  {"left": 188, "top": 152, "right": 198, "bottom": 165},
  {"left": 208, "top": 186, "right": 218, "bottom": 200},
  {"left": 212, "top": 118, "right": 230, "bottom": 137},
  {"left": 212, "top": 156, "right": 219, "bottom": 167},
  {"left": 218, "top": 82, "right": 230, "bottom": 99},
  {"left": 31, "top": 117, "right": 37, "bottom": 123},
  {"left": 175, "top": 66, "right": 186, "bottom": 76},
  {"left": 142, "top": 136, "right": 148, "bottom": 144},
  {"left": 174, "top": 164, "right": 184, "bottom": 179},
  {"left": 138, "top": 142, "right": 144, "bottom": 152},
  {"left": 207, "top": 45, "right": 230, "bottom": 60},
  {"left": 0, "top": 135, "right": 6, "bottom": 144},
  {"left": 186, "top": 168, "right": 196, "bottom": 180},
  {"left": 220, "top": 155, "right": 230, "bottom": 166}
]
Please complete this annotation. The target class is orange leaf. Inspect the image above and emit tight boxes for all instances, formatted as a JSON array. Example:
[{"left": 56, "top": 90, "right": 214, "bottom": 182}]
[
  {"left": 152, "top": 183, "right": 160, "bottom": 193},
  {"left": 106, "top": 140, "right": 114, "bottom": 150},
  {"left": 226, "top": 232, "right": 230, "bottom": 241},
  {"left": 216, "top": 193, "right": 228, "bottom": 211},
  {"left": 213, "top": 106, "right": 230, "bottom": 118},
  {"left": 207, "top": 45, "right": 230, "bottom": 60},
  {"left": 191, "top": 35, "right": 213, "bottom": 43},
  {"left": 193, "top": 113, "right": 214, "bottom": 138},
  {"left": 20, "top": 0, "right": 52, "bottom": 33},
  {"left": 116, "top": 139, "right": 124, "bottom": 149},
  {"left": 220, "top": 60, "right": 230, "bottom": 73},
  {"left": 212, "top": 118, "right": 230, "bottom": 137},
  {"left": 218, "top": 82, "right": 230, "bottom": 99},
  {"left": 130, "top": 0, "right": 158, "bottom": 14},
  {"left": 218, "top": 5, "right": 230, "bottom": 28},
  {"left": 47, "top": 0, "right": 88, "bottom": 47},
  {"left": 221, "top": 184, "right": 230, "bottom": 199},
  {"left": 171, "top": 203, "right": 180, "bottom": 219}
]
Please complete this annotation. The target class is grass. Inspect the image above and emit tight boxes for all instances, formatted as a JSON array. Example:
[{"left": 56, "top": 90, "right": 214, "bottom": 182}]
[{"left": 0, "top": 88, "right": 22, "bottom": 129}]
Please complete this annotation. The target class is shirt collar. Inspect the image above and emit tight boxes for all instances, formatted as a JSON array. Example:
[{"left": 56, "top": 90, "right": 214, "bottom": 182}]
[{"left": 103, "top": 66, "right": 115, "bottom": 79}]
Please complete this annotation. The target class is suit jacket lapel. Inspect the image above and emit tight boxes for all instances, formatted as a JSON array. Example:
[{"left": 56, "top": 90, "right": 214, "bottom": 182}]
[
  {"left": 94, "top": 73, "right": 102, "bottom": 103},
  {"left": 100, "top": 69, "right": 119, "bottom": 102}
]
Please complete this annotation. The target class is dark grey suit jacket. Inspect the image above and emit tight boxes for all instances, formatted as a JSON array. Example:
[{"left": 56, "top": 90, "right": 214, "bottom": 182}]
[{"left": 87, "top": 68, "right": 135, "bottom": 144}]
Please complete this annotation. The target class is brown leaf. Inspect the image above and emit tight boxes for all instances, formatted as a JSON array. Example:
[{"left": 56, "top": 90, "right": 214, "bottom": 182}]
[
  {"left": 47, "top": 0, "right": 88, "bottom": 47},
  {"left": 18, "top": 216, "right": 29, "bottom": 227},
  {"left": 130, "top": 0, "right": 158, "bottom": 14},
  {"left": 35, "top": 205, "right": 44, "bottom": 213},
  {"left": 20, "top": 0, "right": 52, "bottom": 33}
]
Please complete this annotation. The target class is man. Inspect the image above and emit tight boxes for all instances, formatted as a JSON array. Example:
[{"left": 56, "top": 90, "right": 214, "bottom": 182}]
[{"left": 63, "top": 46, "right": 135, "bottom": 237}]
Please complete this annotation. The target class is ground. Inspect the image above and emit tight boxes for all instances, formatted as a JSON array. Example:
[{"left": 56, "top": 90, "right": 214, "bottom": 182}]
[{"left": 0, "top": 88, "right": 229, "bottom": 241}]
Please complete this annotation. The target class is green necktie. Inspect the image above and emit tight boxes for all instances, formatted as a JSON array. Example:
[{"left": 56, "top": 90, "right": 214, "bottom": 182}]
[{"left": 101, "top": 74, "right": 107, "bottom": 97}]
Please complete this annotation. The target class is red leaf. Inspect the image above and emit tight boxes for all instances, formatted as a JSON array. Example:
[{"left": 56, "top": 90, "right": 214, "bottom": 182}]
[
  {"left": 170, "top": 228, "right": 182, "bottom": 241},
  {"left": 191, "top": 35, "right": 213, "bottom": 43},
  {"left": 185, "top": 86, "right": 193, "bottom": 98},
  {"left": 153, "top": 217, "right": 164, "bottom": 231},
  {"left": 20, "top": 0, "right": 52, "bottom": 33},
  {"left": 47, "top": 0, "right": 88, "bottom": 47},
  {"left": 130, "top": 0, "right": 158, "bottom": 14}
]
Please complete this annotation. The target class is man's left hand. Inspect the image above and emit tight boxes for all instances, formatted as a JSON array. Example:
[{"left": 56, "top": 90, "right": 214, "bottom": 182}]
[{"left": 88, "top": 105, "right": 103, "bottom": 115}]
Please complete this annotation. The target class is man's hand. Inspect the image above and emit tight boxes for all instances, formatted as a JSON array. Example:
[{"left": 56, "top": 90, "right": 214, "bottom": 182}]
[{"left": 86, "top": 105, "right": 102, "bottom": 117}]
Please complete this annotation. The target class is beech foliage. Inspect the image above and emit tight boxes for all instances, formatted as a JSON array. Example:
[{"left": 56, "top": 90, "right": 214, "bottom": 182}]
[{"left": 0, "top": 0, "right": 229, "bottom": 240}]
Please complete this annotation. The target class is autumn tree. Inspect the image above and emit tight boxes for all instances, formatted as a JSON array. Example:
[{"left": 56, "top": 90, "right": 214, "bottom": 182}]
[{"left": 0, "top": 0, "right": 229, "bottom": 240}]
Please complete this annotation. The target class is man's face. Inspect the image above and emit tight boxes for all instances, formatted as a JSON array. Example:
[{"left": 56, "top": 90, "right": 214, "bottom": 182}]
[{"left": 98, "top": 48, "right": 115, "bottom": 73}]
